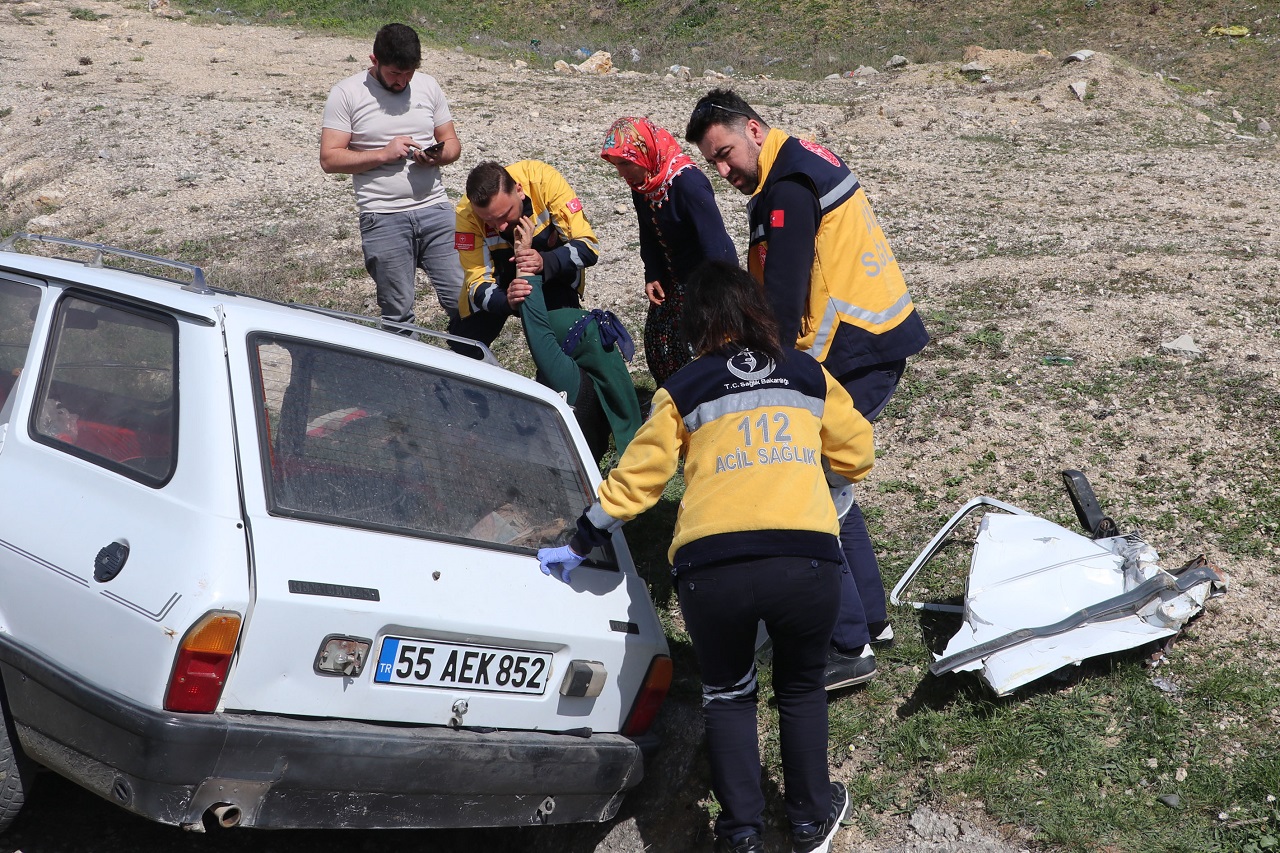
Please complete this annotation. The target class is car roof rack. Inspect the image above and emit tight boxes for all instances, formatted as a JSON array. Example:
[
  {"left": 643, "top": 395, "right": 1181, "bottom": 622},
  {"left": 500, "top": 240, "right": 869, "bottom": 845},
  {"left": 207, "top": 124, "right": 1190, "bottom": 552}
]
[
  {"left": 0, "top": 233, "right": 213, "bottom": 295},
  {"left": 1, "top": 233, "right": 500, "bottom": 366},
  {"left": 289, "top": 303, "right": 500, "bottom": 366}
]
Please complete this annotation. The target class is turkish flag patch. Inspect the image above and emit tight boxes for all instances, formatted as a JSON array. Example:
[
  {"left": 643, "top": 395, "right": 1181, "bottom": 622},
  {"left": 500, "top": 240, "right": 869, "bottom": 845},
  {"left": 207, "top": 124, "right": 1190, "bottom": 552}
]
[
  {"left": 770, "top": 209, "right": 785, "bottom": 228},
  {"left": 454, "top": 232, "right": 476, "bottom": 251},
  {"left": 566, "top": 197, "right": 583, "bottom": 213}
]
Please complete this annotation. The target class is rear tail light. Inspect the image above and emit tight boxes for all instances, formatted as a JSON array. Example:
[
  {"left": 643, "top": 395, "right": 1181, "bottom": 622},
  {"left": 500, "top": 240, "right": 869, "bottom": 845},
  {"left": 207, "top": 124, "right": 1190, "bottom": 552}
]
[
  {"left": 164, "top": 610, "right": 241, "bottom": 713},
  {"left": 622, "top": 654, "right": 672, "bottom": 737}
]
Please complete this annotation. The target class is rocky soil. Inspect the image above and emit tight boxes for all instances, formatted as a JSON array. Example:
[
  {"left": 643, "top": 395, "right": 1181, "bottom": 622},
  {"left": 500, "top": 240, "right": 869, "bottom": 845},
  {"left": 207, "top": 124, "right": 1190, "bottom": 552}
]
[{"left": 2, "top": 1, "right": 1278, "bottom": 851}]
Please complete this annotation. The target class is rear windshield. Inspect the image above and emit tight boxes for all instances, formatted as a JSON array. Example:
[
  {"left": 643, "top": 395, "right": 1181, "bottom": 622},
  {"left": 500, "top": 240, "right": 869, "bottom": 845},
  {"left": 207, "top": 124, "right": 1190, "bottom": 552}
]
[{"left": 250, "top": 335, "right": 603, "bottom": 558}]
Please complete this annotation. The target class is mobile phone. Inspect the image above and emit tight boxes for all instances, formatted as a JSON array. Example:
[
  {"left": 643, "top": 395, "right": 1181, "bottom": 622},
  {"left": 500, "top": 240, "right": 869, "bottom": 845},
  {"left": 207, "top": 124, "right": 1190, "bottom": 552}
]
[{"left": 408, "top": 141, "right": 445, "bottom": 159}]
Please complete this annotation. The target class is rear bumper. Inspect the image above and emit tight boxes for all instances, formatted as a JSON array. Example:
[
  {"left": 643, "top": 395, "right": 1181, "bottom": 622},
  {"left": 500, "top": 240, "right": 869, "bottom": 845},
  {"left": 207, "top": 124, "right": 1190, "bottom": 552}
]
[{"left": 0, "top": 638, "right": 644, "bottom": 829}]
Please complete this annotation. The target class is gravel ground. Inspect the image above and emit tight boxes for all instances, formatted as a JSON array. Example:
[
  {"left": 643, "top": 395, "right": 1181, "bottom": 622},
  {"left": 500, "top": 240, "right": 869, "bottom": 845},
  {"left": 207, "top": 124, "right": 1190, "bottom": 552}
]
[{"left": 2, "top": 2, "right": 1278, "bottom": 851}]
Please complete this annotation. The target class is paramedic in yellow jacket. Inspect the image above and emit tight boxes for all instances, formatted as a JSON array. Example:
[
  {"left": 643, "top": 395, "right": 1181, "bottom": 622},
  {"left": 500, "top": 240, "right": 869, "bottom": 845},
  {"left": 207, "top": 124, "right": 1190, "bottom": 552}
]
[
  {"left": 452, "top": 160, "right": 600, "bottom": 349},
  {"left": 538, "top": 261, "right": 873, "bottom": 853},
  {"left": 686, "top": 89, "right": 929, "bottom": 693}
]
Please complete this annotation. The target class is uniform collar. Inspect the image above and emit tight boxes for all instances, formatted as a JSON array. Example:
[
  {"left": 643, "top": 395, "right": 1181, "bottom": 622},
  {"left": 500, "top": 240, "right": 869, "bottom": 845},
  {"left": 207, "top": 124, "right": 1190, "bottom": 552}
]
[{"left": 752, "top": 128, "right": 790, "bottom": 199}]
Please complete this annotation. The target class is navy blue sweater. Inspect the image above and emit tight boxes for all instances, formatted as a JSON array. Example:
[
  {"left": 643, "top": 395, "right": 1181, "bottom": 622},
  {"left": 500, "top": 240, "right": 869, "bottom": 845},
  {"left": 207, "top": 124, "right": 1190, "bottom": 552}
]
[{"left": 632, "top": 168, "right": 738, "bottom": 286}]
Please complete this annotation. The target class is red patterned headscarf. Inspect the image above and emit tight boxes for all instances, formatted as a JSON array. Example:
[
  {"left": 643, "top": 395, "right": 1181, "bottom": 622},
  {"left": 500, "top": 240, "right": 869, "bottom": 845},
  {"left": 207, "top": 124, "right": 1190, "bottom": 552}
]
[{"left": 601, "top": 116, "right": 697, "bottom": 208}]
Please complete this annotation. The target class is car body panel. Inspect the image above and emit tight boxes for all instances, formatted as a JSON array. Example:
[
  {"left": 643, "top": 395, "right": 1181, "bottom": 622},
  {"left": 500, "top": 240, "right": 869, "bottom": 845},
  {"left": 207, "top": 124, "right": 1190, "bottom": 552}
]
[
  {"left": 0, "top": 276, "right": 250, "bottom": 707},
  {"left": 216, "top": 305, "right": 666, "bottom": 732},
  {"left": 0, "top": 240, "right": 669, "bottom": 831},
  {"left": 0, "top": 636, "right": 642, "bottom": 829},
  {"left": 892, "top": 493, "right": 1227, "bottom": 696}
]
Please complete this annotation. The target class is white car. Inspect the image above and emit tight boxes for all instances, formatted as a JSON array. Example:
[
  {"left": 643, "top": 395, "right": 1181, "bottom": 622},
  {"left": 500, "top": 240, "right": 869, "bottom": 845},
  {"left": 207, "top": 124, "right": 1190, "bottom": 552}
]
[{"left": 0, "top": 235, "right": 671, "bottom": 833}]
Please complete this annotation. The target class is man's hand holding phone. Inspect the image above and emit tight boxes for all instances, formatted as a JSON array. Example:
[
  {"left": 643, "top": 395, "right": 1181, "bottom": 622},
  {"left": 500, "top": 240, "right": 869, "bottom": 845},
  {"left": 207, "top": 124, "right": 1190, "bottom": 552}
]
[{"left": 408, "top": 140, "right": 446, "bottom": 164}]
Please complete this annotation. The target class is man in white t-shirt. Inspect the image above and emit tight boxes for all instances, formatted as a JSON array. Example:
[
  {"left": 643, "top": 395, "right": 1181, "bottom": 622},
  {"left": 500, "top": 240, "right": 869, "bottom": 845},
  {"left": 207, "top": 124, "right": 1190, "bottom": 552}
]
[{"left": 320, "top": 23, "right": 463, "bottom": 327}]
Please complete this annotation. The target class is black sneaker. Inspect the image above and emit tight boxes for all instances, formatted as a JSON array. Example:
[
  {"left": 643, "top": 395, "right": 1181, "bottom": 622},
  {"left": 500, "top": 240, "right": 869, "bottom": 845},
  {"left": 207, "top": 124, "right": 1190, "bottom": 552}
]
[
  {"left": 715, "top": 833, "right": 764, "bottom": 853},
  {"left": 792, "top": 780, "right": 850, "bottom": 853},
  {"left": 824, "top": 646, "right": 876, "bottom": 691},
  {"left": 868, "top": 620, "right": 895, "bottom": 647}
]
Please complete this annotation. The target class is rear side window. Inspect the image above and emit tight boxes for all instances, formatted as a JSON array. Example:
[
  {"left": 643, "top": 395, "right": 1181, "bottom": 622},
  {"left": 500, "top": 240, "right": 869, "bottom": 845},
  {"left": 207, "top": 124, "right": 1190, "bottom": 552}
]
[
  {"left": 31, "top": 295, "right": 178, "bottom": 484},
  {"left": 251, "top": 336, "right": 603, "bottom": 557},
  {"left": 0, "top": 279, "right": 41, "bottom": 423}
]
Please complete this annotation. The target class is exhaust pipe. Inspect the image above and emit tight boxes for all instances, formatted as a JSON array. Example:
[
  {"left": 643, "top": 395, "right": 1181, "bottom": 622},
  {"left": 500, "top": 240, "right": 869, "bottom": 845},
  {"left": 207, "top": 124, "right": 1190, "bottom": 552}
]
[{"left": 208, "top": 803, "right": 243, "bottom": 828}]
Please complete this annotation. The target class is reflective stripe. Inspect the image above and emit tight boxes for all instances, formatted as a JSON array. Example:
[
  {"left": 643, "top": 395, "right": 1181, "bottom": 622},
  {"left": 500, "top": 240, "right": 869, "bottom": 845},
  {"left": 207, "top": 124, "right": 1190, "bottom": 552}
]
[
  {"left": 748, "top": 170, "right": 857, "bottom": 225},
  {"left": 586, "top": 502, "right": 624, "bottom": 532},
  {"left": 682, "top": 388, "right": 823, "bottom": 433},
  {"left": 810, "top": 290, "right": 914, "bottom": 355},
  {"left": 808, "top": 302, "right": 837, "bottom": 352},
  {"left": 478, "top": 282, "right": 500, "bottom": 312},
  {"left": 567, "top": 244, "right": 583, "bottom": 269},
  {"left": 818, "top": 172, "right": 859, "bottom": 213},
  {"left": 482, "top": 233, "right": 507, "bottom": 248},
  {"left": 702, "top": 666, "right": 758, "bottom": 706},
  {"left": 746, "top": 196, "right": 766, "bottom": 241},
  {"left": 470, "top": 240, "right": 498, "bottom": 312}
]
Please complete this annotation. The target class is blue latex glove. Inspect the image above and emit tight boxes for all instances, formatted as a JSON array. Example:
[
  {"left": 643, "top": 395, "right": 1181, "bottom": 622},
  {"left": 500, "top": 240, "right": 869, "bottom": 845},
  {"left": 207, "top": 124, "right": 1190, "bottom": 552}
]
[{"left": 537, "top": 544, "right": 585, "bottom": 584}]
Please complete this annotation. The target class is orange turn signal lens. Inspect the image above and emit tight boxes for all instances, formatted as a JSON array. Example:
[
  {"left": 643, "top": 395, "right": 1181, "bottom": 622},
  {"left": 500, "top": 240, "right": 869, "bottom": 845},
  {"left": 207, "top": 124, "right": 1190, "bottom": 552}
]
[
  {"left": 164, "top": 610, "right": 241, "bottom": 713},
  {"left": 622, "top": 654, "right": 672, "bottom": 737}
]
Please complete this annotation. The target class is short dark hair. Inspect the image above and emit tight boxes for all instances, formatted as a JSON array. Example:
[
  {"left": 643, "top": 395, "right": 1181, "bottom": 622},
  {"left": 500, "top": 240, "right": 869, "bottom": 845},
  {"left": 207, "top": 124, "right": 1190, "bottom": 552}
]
[
  {"left": 685, "top": 89, "right": 766, "bottom": 145},
  {"left": 465, "top": 161, "right": 518, "bottom": 208},
  {"left": 372, "top": 23, "right": 422, "bottom": 69},
  {"left": 682, "top": 260, "right": 782, "bottom": 360}
]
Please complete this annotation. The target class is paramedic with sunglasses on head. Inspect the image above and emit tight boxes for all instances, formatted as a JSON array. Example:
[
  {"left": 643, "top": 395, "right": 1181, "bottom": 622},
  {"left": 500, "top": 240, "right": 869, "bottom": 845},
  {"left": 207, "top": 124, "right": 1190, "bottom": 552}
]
[{"left": 684, "top": 89, "right": 929, "bottom": 693}]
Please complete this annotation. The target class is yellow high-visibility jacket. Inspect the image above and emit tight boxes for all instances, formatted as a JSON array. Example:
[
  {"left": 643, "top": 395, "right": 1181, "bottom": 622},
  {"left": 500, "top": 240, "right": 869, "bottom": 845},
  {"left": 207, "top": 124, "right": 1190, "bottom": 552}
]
[
  {"left": 454, "top": 160, "right": 600, "bottom": 317},
  {"left": 577, "top": 346, "right": 874, "bottom": 567},
  {"left": 747, "top": 129, "right": 928, "bottom": 378}
]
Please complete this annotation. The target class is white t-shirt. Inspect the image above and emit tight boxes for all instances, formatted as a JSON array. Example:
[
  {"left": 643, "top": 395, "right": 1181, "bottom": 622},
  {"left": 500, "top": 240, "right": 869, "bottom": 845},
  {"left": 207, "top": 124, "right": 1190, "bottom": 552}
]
[{"left": 322, "top": 70, "right": 453, "bottom": 213}]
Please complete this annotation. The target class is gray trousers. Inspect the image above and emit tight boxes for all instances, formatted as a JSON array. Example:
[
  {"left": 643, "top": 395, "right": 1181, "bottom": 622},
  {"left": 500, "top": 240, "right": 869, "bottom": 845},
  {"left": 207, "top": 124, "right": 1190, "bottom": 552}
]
[{"left": 358, "top": 201, "right": 463, "bottom": 324}]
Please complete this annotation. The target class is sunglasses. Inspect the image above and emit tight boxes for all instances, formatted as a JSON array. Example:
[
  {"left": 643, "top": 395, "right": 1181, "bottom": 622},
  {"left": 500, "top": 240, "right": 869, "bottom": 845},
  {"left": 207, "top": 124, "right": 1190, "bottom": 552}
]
[{"left": 692, "top": 101, "right": 752, "bottom": 122}]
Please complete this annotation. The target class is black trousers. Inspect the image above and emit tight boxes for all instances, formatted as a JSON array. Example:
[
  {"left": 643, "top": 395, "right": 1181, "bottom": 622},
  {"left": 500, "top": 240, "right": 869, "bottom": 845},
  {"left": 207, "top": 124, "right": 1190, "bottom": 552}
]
[
  {"left": 676, "top": 554, "right": 841, "bottom": 841},
  {"left": 831, "top": 357, "right": 905, "bottom": 651}
]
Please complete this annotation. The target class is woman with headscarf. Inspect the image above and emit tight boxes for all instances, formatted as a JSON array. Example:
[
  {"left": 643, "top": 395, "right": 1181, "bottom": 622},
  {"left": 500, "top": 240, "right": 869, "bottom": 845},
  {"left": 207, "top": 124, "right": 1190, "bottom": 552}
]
[{"left": 601, "top": 117, "right": 738, "bottom": 388}]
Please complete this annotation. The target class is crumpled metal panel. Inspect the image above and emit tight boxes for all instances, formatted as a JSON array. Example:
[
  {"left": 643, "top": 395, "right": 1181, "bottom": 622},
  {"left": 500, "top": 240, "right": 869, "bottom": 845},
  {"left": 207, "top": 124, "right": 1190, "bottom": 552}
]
[{"left": 893, "top": 498, "right": 1227, "bottom": 696}]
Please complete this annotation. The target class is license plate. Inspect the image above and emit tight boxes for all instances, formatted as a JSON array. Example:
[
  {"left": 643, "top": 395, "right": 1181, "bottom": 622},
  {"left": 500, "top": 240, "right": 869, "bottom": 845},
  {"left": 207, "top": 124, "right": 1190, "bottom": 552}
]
[{"left": 373, "top": 636, "right": 552, "bottom": 695}]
